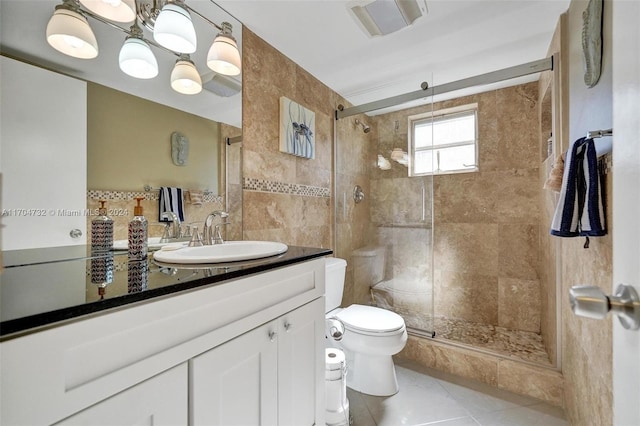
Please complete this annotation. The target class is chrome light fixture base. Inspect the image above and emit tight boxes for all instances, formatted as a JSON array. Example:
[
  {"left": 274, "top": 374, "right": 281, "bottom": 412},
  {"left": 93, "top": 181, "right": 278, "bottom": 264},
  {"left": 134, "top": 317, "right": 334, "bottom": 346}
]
[{"left": 136, "top": 0, "right": 162, "bottom": 31}]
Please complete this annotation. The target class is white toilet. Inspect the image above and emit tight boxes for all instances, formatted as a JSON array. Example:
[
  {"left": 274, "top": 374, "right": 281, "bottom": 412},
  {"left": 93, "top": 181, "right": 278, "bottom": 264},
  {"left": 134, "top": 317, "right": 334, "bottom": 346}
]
[{"left": 325, "top": 257, "right": 408, "bottom": 396}]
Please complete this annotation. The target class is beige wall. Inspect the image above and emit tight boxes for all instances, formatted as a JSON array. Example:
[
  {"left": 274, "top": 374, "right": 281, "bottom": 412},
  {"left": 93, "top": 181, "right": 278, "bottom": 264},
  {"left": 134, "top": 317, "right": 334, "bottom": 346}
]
[
  {"left": 241, "top": 29, "right": 334, "bottom": 248},
  {"left": 560, "top": 0, "right": 613, "bottom": 424},
  {"left": 87, "top": 82, "right": 220, "bottom": 193}
]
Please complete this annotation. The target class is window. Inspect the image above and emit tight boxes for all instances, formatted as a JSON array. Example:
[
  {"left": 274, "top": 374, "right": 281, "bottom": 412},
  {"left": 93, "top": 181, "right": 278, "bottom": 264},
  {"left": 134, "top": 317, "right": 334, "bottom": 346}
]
[{"left": 409, "top": 104, "right": 478, "bottom": 176}]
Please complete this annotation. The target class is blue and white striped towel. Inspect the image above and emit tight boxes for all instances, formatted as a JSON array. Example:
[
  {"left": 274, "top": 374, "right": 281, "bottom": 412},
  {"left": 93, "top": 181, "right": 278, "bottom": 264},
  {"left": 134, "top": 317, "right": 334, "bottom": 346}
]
[
  {"left": 158, "top": 187, "right": 185, "bottom": 222},
  {"left": 550, "top": 137, "right": 606, "bottom": 237}
]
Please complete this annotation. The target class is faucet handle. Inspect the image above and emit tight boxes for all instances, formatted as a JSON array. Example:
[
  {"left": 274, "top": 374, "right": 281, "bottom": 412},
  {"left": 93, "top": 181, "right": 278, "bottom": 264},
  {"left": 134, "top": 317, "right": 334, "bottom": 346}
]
[
  {"left": 188, "top": 225, "right": 204, "bottom": 247},
  {"left": 160, "top": 223, "right": 172, "bottom": 243},
  {"left": 213, "top": 223, "right": 228, "bottom": 244}
]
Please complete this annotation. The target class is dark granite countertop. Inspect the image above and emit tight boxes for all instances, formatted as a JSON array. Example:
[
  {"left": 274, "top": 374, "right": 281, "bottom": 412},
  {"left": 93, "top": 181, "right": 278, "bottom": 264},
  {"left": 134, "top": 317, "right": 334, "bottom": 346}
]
[{"left": 0, "top": 244, "right": 332, "bottom": 340}]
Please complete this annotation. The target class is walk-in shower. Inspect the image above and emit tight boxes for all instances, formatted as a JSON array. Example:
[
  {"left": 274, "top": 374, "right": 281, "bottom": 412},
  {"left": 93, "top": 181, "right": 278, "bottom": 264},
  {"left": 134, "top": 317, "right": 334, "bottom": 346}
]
[{"left": 334, "top": 58, "right": 560, "bottom": 369}]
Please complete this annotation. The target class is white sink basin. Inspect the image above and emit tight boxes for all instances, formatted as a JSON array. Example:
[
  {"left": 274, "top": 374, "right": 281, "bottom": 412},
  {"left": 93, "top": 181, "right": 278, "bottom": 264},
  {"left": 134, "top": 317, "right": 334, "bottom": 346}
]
[
  {"left": 152, "top": 241, "right": 288, "bottom": 264},
  {"left": 112, "top": 237, "right": 188, "bottom": 251}
]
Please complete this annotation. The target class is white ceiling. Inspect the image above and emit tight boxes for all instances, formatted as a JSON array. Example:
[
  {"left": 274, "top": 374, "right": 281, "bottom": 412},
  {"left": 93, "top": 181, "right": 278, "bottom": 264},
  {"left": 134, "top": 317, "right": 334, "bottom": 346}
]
[
  {"left": 0, "top": 1, "right": 571, "bottom": 123},
  {"left": 216, "top": 0, "right": 570, "bottom": 114}
]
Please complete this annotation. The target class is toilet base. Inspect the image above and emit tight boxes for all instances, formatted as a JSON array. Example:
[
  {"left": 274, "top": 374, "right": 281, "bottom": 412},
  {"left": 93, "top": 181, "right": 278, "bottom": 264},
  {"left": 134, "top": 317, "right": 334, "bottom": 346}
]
[{"left": 344, "top": 351, "right": 399, "bottom": 396}]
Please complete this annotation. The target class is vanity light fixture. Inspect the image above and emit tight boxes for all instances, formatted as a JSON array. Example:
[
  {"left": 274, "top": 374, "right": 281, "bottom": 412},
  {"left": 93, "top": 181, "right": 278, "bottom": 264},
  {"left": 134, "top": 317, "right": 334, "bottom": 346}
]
[
  {"left": 78, "top": 0, "right": 136, "bottom": 23},
  {"left": 46, "top": 0, "right": 99, "bottom": 59},
  {"left": 170, "top": 54, "right": 202, "bottom": 95},
  {"left": 45, "top": 0, "right": 241, "bottom": 95},
  {"left": 118, "top": 23, "right": 158, "bottom": 79}
]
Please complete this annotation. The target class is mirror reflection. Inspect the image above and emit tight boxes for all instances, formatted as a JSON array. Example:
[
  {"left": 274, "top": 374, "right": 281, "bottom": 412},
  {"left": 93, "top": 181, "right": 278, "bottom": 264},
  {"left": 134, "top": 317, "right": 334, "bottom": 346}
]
[{"left": 0, "top": 0, "right": 242, "bottom": 250}]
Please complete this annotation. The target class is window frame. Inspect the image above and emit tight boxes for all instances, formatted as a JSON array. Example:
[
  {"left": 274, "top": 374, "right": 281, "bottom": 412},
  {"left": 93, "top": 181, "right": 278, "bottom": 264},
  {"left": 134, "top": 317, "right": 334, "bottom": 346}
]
[{"left": 408, "top": 103, "right": 479, "bottom": 177}]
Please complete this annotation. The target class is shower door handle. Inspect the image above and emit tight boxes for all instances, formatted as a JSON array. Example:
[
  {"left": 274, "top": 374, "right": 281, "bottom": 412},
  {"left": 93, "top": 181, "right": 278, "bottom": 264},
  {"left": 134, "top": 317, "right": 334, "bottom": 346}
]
[{"left": 569, "top": 284, "right": 640, "bottom": 330}]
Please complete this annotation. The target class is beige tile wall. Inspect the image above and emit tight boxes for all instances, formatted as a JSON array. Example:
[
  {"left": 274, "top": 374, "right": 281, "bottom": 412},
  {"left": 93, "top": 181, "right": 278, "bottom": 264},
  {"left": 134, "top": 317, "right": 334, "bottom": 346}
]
[
  {"left": 558, "top": 0, "right": 613, "bottom": 423},
  {"left": 241, "top": 29, "right": 334, "bottom": 250}
]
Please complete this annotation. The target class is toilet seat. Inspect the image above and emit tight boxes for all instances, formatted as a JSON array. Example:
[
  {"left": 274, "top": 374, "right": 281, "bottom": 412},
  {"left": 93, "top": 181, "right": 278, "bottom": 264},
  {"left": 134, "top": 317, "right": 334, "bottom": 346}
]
[{"left": 335, "top": 304, "right": 405, "bottom": 335}]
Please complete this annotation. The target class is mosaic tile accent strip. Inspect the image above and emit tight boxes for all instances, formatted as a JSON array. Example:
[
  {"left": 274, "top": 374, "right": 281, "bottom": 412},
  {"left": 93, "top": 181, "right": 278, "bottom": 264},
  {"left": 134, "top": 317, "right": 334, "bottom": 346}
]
[
  {"left": 243, "top": 177, "right": 330, "bottom": 198},
  {"left": 87, "top": 190, "right": 224, "bottom": 204}
]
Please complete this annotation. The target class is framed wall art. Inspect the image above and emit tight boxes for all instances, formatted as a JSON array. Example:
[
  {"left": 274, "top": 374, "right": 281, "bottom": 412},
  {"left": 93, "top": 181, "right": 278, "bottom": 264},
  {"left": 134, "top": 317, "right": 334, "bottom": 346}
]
[{"left": 279, "top": 96, "right": 315, "bottom": 159}]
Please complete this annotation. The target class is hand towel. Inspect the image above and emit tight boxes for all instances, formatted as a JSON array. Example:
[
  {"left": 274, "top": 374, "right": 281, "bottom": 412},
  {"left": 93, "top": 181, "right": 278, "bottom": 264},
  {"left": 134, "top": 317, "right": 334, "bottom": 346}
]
[
  {"left": 550, "top": 137, "right": 606, "bottom": 237},
  {"left": 544, "top": 152, "right": 566, "bottom": 192},
  {"left": 158, "top": 187, "right": 185, "bottom": 222}
]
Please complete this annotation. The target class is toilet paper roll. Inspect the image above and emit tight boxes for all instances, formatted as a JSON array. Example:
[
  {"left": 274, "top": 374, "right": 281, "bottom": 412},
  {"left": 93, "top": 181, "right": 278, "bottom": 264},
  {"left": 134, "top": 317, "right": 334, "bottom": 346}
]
[{"left": 325, "top": 348, "right": 346, "bottom": 381}]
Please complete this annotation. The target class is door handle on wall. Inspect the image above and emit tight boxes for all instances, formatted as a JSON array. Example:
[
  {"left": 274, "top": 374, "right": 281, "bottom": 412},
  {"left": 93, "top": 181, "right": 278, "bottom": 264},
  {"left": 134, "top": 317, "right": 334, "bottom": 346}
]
[{"left": 569, "top": 284, "right": 640, "bottom": 330}]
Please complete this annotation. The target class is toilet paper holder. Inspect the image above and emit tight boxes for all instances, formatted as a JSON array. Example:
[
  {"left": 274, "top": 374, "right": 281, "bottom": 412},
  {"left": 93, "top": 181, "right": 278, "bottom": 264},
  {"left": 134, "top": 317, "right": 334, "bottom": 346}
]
[{"left": 327, "top": 318, "right": 345, "bottom": 341}]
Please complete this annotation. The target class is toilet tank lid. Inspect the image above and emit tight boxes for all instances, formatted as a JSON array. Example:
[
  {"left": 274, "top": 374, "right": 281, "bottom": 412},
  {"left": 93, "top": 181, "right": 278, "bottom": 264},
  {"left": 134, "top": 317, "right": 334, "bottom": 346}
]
[{"left": 336, "top": 304, "right": 405, "bottom": 333}]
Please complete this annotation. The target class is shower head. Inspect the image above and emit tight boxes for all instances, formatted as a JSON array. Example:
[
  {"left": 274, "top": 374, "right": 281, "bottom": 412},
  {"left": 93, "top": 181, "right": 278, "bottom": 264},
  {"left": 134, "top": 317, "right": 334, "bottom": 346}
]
[{"left": 355, "top": 118, "right": 371, "bottom": 134}]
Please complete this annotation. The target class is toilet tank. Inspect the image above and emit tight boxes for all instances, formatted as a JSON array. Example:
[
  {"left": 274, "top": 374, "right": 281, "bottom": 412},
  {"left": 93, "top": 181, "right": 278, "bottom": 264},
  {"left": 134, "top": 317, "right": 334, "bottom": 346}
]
[
  {"left": 352, "top": 245, "right": 386, "bottom": 287},
  {"left": 325, "top": 257, "right": 347, "bottom": 313}
]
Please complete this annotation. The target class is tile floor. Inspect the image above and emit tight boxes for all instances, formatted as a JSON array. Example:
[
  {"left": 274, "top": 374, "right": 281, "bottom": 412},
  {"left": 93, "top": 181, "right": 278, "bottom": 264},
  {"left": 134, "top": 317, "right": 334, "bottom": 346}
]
[{"left": 345, "top": 359, "right": 568, "bottom": 426}]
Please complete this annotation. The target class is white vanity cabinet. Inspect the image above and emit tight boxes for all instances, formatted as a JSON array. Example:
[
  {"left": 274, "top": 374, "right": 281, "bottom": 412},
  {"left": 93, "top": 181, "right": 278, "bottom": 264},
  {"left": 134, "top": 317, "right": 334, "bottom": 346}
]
[
  {"left": 0, "top": 258, "right": 326, "bottom": 426},
  {"left": 191, "top": 298, "right": 324, "bottom": 426}
]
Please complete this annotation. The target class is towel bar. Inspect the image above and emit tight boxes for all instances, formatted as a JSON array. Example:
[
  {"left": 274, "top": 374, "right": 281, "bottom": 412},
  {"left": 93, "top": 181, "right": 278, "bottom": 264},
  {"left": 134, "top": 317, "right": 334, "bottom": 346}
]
[
  {"left": 586, "top": 128, "right": 613, "bottom": 156},
  {"left": 144, "top": 185, "right": 213, "bottom": 195},
  {"left": 586, "top": 128, "right": 612, "bottom": 138}
]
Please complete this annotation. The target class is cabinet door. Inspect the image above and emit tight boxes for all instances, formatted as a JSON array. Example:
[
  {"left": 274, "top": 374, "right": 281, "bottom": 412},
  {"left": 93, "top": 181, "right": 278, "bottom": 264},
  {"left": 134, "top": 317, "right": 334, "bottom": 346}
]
[
  {"left": 55, "top": 364, "right": 187, "bottom": 425},
  {"left": 278, "top": 298, "right": 326, "bottom": 426},
  {"left": 190, "top": 321, "right": 279, "bottom": 426}
]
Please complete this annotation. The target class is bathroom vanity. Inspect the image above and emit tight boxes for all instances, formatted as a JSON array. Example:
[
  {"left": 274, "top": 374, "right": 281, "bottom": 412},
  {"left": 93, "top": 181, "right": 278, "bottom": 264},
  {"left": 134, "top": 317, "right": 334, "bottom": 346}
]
[{"left": 0, "top": 245, "right": 330, "bottom": 425}]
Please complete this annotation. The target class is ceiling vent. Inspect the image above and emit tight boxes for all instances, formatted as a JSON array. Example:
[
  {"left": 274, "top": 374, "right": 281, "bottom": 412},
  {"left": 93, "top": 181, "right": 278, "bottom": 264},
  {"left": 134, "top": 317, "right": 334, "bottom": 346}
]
[
  {"left": 349, "top": 0, "right": 428, "bottom": 37},
  {"left": 201, "top": 71, "right": 241, "bottom": 97}
]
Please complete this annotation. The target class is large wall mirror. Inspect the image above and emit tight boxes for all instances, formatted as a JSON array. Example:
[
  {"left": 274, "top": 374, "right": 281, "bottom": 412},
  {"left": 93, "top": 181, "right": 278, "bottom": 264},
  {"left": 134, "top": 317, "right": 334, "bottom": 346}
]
[{"left": 1, "top": 0, "right": 242, "bottom": 249}]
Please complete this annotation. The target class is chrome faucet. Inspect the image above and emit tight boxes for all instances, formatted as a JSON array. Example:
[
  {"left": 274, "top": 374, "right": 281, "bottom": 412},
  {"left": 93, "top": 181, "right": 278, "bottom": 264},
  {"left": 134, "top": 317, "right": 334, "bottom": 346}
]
[
  {"left": 161, "top": 212, "right": 182, "bottom": 239},
  {"left": 203, "top": 211, "right": 229, "bottom": 245}
]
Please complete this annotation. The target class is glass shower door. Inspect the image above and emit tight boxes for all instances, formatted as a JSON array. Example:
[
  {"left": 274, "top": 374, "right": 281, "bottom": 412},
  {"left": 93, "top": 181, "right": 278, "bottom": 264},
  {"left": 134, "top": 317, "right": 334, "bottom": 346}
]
[{"left": 334, "top": 90, "right": 435, "bottom": 337}]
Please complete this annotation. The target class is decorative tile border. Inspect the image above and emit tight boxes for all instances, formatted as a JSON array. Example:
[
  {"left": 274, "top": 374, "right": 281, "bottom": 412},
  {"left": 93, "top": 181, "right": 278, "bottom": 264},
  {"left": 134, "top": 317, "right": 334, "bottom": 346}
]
[
  {"left": 243, "top": 178, "right": 330, "bottom": 198},
  {"left": 87, "top": 190, "right": 224, "bottom": 204}
]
